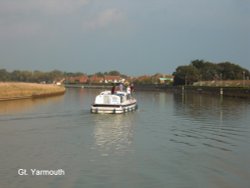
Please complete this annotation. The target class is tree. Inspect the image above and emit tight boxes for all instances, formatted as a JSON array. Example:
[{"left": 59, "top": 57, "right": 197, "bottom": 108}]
[
  {"left": 174, "top": 60, "right": 250, "bottom": 85},
  {"left": 108, "top": 70, "right": 120, "bottom": 76},
  {"left": 173, "top": 65, "right": 199, "bottom": 85},
  {"left": 95, "top": 72, "right": 104, "bottom": 77},
  {"left": 191, "top": 59, "right": 205, "bottom": 70},
  {"left": 218, "top": 62, "right": 249, "bottom": 80},
  {"left": 0, "top": 69, "right": 10, "bottom": 81}
]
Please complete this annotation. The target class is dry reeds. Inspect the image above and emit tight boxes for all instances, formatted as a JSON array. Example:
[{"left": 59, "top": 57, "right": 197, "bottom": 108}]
[{"left": 0, "top": 82, "right": 65, "bottom": 100}]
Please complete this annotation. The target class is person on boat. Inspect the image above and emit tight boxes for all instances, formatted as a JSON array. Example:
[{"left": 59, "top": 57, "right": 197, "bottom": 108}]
[
  {"left": 130, "top": 83, "right": 134, "bottom": 94},
  {"left": 130, "top": 83, "right": 135, "bottom": 92},
  {"left": 126, "top": 85, "right": 131, "bottom": 94},
  {"left": 119, "top": 83, "right": 124, "bottom": 91},
  {"left": 111, "top": 84, "right": 116, "bottom": 94}
]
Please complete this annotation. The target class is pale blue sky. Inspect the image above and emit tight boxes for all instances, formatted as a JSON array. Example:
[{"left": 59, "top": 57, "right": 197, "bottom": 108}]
[{"left": 0, "top": 0, "right": 249, "bottom": 75}]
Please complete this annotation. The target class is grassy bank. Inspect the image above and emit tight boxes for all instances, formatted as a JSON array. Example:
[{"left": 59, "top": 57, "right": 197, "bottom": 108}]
[{"left": 0, "top": 82, "right": 65, "bottom": 101}]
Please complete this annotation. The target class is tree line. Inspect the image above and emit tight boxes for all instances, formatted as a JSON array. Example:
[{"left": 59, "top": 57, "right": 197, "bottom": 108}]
[
  {"left": 0, "top": 69, "right": 80, "bottom": 83},
  {"left": 0, "top": 69, "right": 127, "bottom": 83},
  {"left": 173, "top": 60, "right": 250, "bottom": 85},
  {"left": 1, "top": 60, "right": 249, "bottom": 85}
]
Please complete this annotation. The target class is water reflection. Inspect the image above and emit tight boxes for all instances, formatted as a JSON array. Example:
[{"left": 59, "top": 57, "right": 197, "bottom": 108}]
[
  {"left": 93, "top": 114, "right": 135, "bottom": 156},
  {"left": 0, "top": 95, "right": 64, "bottom": 114},
  {"left": 174, "top": 92, "right": 250, "bottom": 123},
  {"left": 171, "top": 92, "right": 250, "bottom": 152}
]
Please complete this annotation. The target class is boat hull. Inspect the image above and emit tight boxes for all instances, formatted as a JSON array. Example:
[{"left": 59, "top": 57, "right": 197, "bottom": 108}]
[{"left": 91, "top": 102, "right": 137, "bottom": 114}]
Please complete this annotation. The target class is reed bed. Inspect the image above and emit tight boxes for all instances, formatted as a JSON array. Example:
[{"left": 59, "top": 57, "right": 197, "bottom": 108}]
[{"left": 0, "top": 82, "right": 65, "bottom": 100}]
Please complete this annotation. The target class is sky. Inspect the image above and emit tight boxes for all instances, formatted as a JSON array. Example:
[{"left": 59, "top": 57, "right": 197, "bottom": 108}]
[{"left": 0, "top": 0, "right": 249, "bottom": 76}]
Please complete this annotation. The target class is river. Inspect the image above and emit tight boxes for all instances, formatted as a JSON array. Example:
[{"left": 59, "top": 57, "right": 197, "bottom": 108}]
[{"left": 0, "top": 88, "right": 250, "bottom": 188}]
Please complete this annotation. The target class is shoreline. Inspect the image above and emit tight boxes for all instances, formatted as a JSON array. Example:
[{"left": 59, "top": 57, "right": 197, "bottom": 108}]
[
  {"left": 64, "top": 83, "right": 250, "bottom": 99},
  {"left": 0, "top": 82, "right": 66, "bottom": 101}
]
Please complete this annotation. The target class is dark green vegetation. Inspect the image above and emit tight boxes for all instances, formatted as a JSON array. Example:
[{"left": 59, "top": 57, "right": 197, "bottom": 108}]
[
  {"left": 1, "top": 60, "right": 249, "bottom": 86},
  {"left": 0, "top": 69, "right": 66, "bottom": 83},
  {"left": 0, "top": 69, "right": 129, "bottom": 83},
  {"left": 173, "top": 60, "right": 250, "bottom": 85}
]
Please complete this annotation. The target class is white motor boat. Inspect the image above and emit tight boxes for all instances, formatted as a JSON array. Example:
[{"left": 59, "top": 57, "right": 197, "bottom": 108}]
[{"left": 91, "top": 90, "right": 137, "bottom": 114}]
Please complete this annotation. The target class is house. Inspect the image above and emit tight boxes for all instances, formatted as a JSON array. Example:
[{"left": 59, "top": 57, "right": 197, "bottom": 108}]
[
  {"left": 103, "top": 75, "right": 122, "bottom": 83},
  {"left": 159, "top": 75, "right": 174, "bottom": 84},
  {"left": 89, "top": 75, "right": 104, "bottom": 84},
  {"left": 77, "top": 75, "right": 88, "bottom": 84},
  {"left": 65, "top": 75, "right": 88, "bottom": 84}
]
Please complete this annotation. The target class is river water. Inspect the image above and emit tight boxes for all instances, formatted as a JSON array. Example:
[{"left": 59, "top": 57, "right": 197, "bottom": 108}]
[{"left": 0, "top": 88, "right": 250, "bottom": 188}]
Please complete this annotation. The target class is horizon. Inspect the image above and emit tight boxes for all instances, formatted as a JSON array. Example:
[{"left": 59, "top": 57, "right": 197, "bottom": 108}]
[{"left": 1, "top": 60, "right": 249, "bottom": 77}]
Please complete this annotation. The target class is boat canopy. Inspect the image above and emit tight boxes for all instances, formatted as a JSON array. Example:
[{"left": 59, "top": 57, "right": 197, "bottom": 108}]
[
  {"left": 94, "top": 91, "right": 131, "bottom": 105},
  {"left": 91, "top": 90, "right": 137, "bottom": 114}
]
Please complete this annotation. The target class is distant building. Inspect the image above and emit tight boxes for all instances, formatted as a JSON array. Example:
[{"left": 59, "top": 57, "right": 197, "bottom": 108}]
[
  {"left": 159, "top": 75, "right": 174, "bottom": 84},
  {"left": 65, "top": 75, "right": 88, "bottom": 84},
  {"left": 89, "top": 75, "right": 104, "bottom": 84},
  {"left": 103, "top": 75, "right": 122, "bottom": 83},
  {"left": 65, "top": 74, "right": 127, "bottom": 84}
]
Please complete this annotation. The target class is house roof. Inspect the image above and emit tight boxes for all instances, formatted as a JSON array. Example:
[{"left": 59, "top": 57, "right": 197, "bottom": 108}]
[
  {"left": 104, "top": 75, "right": 121, "bottom": 81},
  {"left": 89, "top": 75, "right": 103, "bottom": 82},
  {"left": 159, "top": 77, "right": 173, "bottom": 81}
]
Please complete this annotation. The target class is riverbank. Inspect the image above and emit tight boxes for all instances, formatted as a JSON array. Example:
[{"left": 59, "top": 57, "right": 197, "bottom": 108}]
[
  {"left": 135, "top": 84, "right": 250, "bottom": 98},
  {"left": 0, "top": 82, "right": 66, "bottom": 101},
  {"left": 64, "top": 83, "right": 250, "bottom": 98},
  {"left": 179, "top": 86, "right": 250, "bottom": 98}
]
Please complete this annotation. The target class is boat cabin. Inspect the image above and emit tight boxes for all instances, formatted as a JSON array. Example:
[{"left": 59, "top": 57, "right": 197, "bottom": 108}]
[{"left": 94, "top": 91, "right": 132, "bottom": 105}]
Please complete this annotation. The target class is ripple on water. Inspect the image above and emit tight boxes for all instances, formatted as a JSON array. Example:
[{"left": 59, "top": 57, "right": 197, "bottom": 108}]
[{"left": 168, "top": 114, "right": 250, "bottom": 153}]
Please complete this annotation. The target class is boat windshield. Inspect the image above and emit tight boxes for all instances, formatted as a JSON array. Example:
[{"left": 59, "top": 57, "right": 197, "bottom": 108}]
[{"left": 115, "top": 93, "right": 125, "bottom": 97}]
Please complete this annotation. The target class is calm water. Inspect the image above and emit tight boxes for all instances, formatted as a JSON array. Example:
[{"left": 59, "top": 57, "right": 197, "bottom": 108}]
[{"left": 0, "top": 88, "right": 250, "bottom": 188}]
